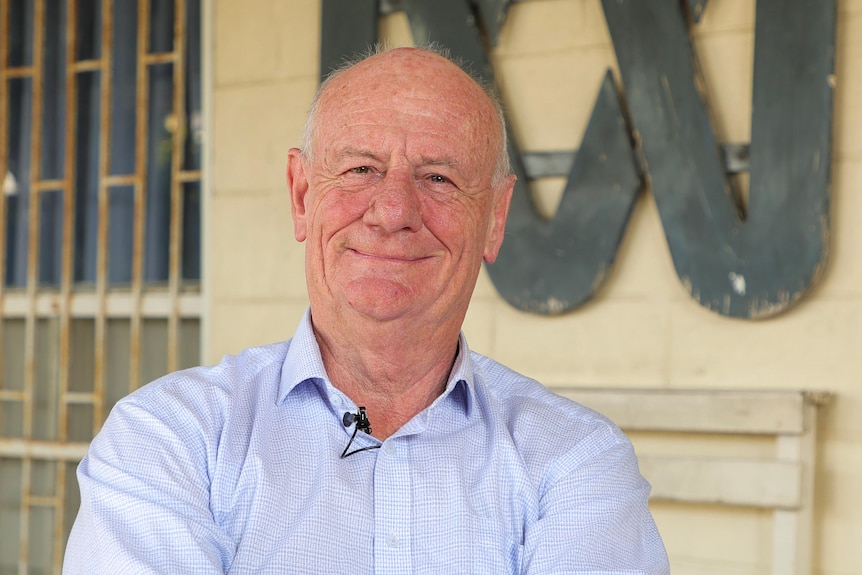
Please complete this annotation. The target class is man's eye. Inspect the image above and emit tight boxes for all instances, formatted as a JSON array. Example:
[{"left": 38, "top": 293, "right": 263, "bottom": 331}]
[
  {"left": 350, "top": 166, "right": 372, "bottom": 174},
  {"left": 428, "top": 174, "right": 450, "bottom": 184}
]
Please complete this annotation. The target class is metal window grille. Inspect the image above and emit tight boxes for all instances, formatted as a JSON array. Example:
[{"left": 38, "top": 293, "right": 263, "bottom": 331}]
[{"left": 0, "top": 0, "right": 202, "bottom": 572}]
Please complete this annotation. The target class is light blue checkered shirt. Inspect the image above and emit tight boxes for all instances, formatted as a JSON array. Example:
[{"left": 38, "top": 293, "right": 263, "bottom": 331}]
[{"left": 64, "top": 310, "right": 668, "bottom": 574}]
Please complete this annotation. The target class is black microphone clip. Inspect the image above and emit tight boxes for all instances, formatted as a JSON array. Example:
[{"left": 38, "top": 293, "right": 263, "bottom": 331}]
[{"left": 342, "top": 406, "right": 372, "bottom": 435}]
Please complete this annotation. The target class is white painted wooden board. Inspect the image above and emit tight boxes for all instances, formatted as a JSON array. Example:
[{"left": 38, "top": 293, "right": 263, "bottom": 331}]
[
  {"left": 554, "top": 388, "right": 827, "bottom": 435},
  {"left": 549, "top": 388, "right": 830, "bottom": 575},
  {"left": 639, "top": 455, "right": 802, "bottom": 508}
]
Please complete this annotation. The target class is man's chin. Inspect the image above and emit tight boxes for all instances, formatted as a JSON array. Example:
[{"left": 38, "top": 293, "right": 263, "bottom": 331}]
[
  {"left": 348, "top": 297, "right": 417, "bottom": 323},
  {"left": 341, "top": 279, "right": 426, "bottom": 322}
]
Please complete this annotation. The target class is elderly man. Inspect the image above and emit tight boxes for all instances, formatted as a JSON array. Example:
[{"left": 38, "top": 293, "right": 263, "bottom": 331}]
[{"left": 64, "top": 47, "right": 669, "bottom": 574}]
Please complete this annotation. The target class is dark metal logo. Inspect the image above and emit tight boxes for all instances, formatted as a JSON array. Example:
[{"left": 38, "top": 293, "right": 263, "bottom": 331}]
[{"left": 321, "top": 0, "right": 836, "bottom": 319}]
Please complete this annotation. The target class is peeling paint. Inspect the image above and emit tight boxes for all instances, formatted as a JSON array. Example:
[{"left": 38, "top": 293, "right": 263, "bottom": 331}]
[
  {"left": 543, "top": 297, "right": 570, "bottom": 315},
  {"left": 747, "top": 290, "right": 797, "bottom": 319},
  {"left": 591, "top": 265, "right": 609, "bottom": 293},
  {"left": 681, "top": 275, "right": 694, "bottom": 296},
  {"left": 728, "top": 272, "right": 746, "bottom": 295},
  {"left": 3, "top": 170, "right": 18, "bottom": 195},
  {"left": 513, "top": 295, "right": 574, "bottom": 316}
]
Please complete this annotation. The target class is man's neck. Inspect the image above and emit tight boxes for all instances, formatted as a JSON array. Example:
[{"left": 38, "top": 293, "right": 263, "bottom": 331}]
[{"left": 311, "top": 311, "right": 462, "bottom": 440}]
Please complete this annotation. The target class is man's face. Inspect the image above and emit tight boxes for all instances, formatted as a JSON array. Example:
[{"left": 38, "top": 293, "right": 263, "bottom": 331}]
[{"left": 288, "top": 49, "right": 514, "bottom": 328}]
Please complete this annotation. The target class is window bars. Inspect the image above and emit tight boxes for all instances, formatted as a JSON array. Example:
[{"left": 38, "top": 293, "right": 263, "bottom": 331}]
[{"left": 0, "top": 0, "right": 202, "bottom": 572}]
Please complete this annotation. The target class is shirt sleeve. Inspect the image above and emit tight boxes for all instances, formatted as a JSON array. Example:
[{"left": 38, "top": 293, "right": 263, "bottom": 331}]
[
  {"left": 521, "top": 422, "right": 670, "bottom": 575},
  {"left": 63, "top": 389, "right": 234, "bottom": 574}
]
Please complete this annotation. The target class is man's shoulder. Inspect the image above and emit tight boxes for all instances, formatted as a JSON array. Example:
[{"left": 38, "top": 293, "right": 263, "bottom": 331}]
[
  {"left": 469, "top": 351, "right": 628, "bottom": 454},
  {"left": 469, "top": 351, "right": 601, "bottom": 417},
  {"left": 117, "top": 339, "right": 293, "bottom": 419}
]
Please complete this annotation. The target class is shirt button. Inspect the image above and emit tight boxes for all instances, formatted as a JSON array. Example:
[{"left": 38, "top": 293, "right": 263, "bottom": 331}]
[
  {"left": 383, "top": 441, "right": 398, "bottom": 456},
  {"left": 386, "top": 532, "right": 399, "bottom": 548}
]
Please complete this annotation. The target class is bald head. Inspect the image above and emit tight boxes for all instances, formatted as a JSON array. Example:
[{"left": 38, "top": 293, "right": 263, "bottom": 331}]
[{"left": 301, "top": 47, "right": 512, "bottom": 186}]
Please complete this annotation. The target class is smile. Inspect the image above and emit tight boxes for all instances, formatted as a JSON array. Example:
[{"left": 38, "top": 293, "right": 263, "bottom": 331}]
[{"left": 348, "top": 248, "right": 430, "bottom": 263}]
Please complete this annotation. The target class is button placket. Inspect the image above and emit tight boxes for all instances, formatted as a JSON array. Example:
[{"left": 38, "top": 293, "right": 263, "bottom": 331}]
[{"left": 373, "top": 438, "right": 412, "bottom": 573}]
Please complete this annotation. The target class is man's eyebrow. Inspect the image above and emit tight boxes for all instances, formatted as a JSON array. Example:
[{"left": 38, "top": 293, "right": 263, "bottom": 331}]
[
  {"left": 417, "top": 155, "right": 460, "bottom": 170},
  {"left": 333, "top": 147, "right": 386, "bottom": 163}
]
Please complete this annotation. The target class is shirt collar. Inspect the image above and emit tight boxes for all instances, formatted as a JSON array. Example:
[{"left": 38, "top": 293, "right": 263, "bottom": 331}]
[
  {"left": 278, "top": 308, "right": 332, "bottom": 404},
  {"left": 278, "top": 308, "right": 477, "bottom": 417},
  {"left": 440, "top": 331, "right": 477, "bottom": 417}
]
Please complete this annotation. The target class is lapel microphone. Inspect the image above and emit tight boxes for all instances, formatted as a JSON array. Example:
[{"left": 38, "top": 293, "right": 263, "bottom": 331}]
[
  {"left": 341, "top": 406, "right": 379, "bottom": 458},
  {"left": 342, "top": 406, "right": 372, "bottom": 434}
]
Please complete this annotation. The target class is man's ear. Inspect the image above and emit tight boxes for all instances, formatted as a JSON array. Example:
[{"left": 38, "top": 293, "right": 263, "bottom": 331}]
[
  {"left": 483, "top": 174, "right": 516, "bottom": 264},
  {"left": 287, "top": 148, "right": 309, "bottom": 242}
]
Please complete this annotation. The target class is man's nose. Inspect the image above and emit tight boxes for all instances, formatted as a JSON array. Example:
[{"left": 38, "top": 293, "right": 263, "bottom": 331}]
[{"left": 363, "top": 171, "right": 423, "bottom": 233}]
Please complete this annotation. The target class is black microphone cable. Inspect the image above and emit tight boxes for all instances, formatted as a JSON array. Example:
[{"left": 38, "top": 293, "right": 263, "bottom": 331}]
[{"left": 340, "top": 406, "right": 381, "bottom": 458}]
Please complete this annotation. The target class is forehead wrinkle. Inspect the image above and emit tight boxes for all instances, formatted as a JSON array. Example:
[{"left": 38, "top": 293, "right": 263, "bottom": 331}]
[{"left": 327, "top": 70, "right": 488, "bottom": 127}]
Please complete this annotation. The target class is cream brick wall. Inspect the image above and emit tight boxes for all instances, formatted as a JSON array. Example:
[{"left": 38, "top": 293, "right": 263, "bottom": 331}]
[{"left": 208, "top": 0, "right": 862, "bottom": 572}]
